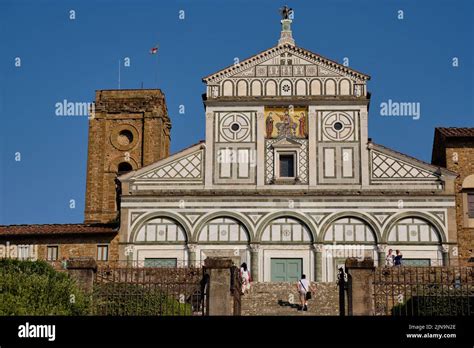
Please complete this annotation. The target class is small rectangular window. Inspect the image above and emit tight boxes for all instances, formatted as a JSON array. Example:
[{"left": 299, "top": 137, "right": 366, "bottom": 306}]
[
  {"left": 18, "top": 245, "right": 30, "bottom": 260},
  {"left": 47, "top": 246, "right": 58, "bottom": 261},
  {"left": 279, "top": 154, "right": 295, "bottom": 177},
  {"left": 97, "top": 245, "right": 109, "bottom": 261},
  {"left": 468, "top": 193, "right": 474, "bottom": 218}
]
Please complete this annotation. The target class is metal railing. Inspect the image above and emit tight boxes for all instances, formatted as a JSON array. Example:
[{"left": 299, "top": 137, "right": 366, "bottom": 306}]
[
  {"left": 373, "top": 265, "right": 474, "bottom": 316},
  {"left": 92, "top": 264, "right": 208, "bottom": 316},
  {"left": 95, "top": 259, "right": 205, "bottom": 268}
]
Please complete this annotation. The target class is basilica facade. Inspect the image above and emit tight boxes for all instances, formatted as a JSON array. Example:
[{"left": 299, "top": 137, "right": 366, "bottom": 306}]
[{"left": 116, "top": 17, "right": 458, "bottom": 282}]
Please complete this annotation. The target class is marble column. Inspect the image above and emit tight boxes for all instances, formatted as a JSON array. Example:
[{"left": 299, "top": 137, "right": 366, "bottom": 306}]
[
  {"left": 377, "top": 244, "right": 387, "bottom": 268},
  {"left": 313, "top": 243, "right": 323, "bottom": 282},
  {"left": 249, "top": 244, "right": 260, "bottom": 282},
  {"left": 442, "top": 244, "right": 450, "bottom": 266},
  {"left": 188, "top": 243, "right": 197, "bottom": 267}
]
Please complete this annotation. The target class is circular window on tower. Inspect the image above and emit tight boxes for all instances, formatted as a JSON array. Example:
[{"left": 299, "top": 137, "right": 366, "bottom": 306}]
[
  {"left": 117, "top": 129, "right": 133, "bottom": 146},
  {"left": 111, "top": 125, "right": 139, "bottom": 150}
]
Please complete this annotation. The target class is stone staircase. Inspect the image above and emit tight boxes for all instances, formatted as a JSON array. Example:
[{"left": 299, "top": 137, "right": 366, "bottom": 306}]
[{"left": 241, "top": 282, "right": 339, "bottom": 316}]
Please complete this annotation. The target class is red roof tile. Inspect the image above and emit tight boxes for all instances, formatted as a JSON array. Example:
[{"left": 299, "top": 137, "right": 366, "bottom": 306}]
[
  {"left": 0, "top": 223, "right": 118, "bottom": 236},
  {"left": 436, "top": 127, "right": 474, "bottom": 138}
]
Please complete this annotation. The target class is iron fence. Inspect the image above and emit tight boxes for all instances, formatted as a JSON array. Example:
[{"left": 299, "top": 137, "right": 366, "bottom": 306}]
[
  {"left": 95, "top": 260, "right": 205, "bottom": 268},
  {"left": 373, "top": 266, "right": 474, "bottom": 316},
  {"left": 92, "top": 264, "right": 208, "bottom": 316}
]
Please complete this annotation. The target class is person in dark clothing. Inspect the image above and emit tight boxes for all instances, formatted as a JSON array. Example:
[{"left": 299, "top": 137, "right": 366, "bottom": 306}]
[{"left": 394, "top": 250, "right": 403, "bottom": 266}]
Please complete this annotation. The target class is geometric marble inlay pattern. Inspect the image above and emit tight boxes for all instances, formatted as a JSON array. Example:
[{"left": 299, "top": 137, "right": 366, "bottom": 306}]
[
  {"left": 140, "top": 151, "right": 202, "bottom": 179},
  {"left": 265, "top": 138, "right": 308, "bottom": 184},
  {"left": 372, "top": 151, "right": 437, "bottom": 179}
]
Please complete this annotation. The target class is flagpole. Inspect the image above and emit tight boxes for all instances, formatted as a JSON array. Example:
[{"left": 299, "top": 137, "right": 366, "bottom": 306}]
[{"left": 150, "top": 44, "right": 159, "bottom": 88}]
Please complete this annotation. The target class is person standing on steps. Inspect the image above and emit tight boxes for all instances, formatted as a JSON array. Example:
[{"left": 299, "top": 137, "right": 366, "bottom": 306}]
[
  {"left": 394, "top": 250, "right": 403, "bottom": 266},
  {"left": 385, "top": 248, "right": 395, "bottom": 267},
  {"left": 240, "top": 262, "right": 251, "bottom": 294},
  {"left": 296, "top": 274, "right": 313, "bottom": 311}
]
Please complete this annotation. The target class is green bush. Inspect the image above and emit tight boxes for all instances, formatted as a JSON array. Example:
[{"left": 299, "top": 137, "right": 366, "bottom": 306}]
[{"left": 0, "top": 259, "right": 90, "bottom": 315}]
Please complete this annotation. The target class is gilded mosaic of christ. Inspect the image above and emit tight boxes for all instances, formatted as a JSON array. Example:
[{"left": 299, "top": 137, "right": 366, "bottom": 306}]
[{"left": 264, "top": 107, "right": 308, "bottom": 139}]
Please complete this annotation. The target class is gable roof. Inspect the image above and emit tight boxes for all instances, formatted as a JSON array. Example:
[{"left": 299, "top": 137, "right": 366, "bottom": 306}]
[{"left": 202, "top": 44, "right": 371, "bottom": 84}]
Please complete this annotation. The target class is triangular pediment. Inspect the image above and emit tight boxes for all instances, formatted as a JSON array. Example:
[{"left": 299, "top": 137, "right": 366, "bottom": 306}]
[
  {"left": 119, "top": 142, "right": 205, "bottom": 184},
  {"left": 271, "top": 137, "right": 301, "bottom": 148},
  {"left": 203, "top": 44, "right": 370, "bottom": 84}
]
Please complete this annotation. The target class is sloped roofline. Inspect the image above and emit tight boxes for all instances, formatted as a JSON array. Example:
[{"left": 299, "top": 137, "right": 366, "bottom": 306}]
[
  {"left": 435, "top": 127, "right": 474, "bottom": 138},
  {"left": 202, "top": 43, "right": 371, "bottom": 83},
  {"left": 370, "top": 142, "right": 458, "bottom": 177},
  {"left": 119, "top": 140, "right": 206, "bottom": 182}
]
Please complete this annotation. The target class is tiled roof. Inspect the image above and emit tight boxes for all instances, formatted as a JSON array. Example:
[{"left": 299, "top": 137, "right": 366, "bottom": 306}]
[
  {"left": 436, "top": 127, "right": 474, "bottom": 138},
  {"left": 0, "top": 223, "right": 118, "bottom": 236}
]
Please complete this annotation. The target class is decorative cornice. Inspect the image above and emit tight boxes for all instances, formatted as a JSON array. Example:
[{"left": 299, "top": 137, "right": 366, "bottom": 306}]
[{"left": 202, "top": 44, "right": 370, "bottom": 84}]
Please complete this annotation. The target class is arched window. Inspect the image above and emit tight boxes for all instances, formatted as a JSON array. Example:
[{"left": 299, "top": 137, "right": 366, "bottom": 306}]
[
  {"left": 388, "top": 218, "right": 439, "bottom": 243},
  {"left": 262, "top": 217, "right": 312, "bottom": 242},
  {"left": 135, "top": 217, "right": 187, "bottom": 243},
  {"left": 198, "top": 217, "right": 248, "bottom": 242},
  {"left": 324, "top": 217, "right": 375, "bottom": 243},
  {"left": 117, "top": 162, "right": 133, "bottom": 175}
]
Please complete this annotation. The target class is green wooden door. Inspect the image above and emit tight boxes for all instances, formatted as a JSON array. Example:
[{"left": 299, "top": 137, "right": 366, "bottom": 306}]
[
  {"left": 144, "top": 258, "right": 177, "bottom": 268},
  {"left": 271, "top": 258, "right": 302, "bottom": 282}
]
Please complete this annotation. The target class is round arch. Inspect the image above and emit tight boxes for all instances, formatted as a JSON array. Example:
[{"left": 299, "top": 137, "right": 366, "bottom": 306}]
[
  {"left": 128, "top": 211, "right": 192, "bottom": 244},
  {"left": 279, "top": 79, "right": 293, "bottom": 96},
  {"left": 255, "top": 211, "right": 317, "bottom": 243},
  {"left": 109, "top": 156, "right": 139, "bottom": 173},
  {"left": 265, "top": 80, "right": 277, "bottom": 96},
  {"left": 251, "top": 80, "right": 262, "bottom": 96},
  {"left": 222, "top": 80, "right": 234, "bottom": 96},
  {"left": 462, "top": 174, "right": 474, "bottom": 188},
  {"left": 236, "top": 79, "right": 249, "bottom": 96},
  {"left": 382, "top": 211, "right": 446, "bottom": 244},
  {"left": 310, "top": 79, "right": 322, "bottom": 95},
  {"left": 324, "top": 78, "right": 337, "bottom": 95},
  {"left": 318, "top": 212, "right": 381, "bottom": 243},
  {"left": 192, "top": 211, "right": 254, "bottom": 243}
]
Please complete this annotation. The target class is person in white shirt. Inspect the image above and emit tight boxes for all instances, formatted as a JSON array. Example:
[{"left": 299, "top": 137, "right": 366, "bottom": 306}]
[
  {"left": 296, "top": 274, "right": 313, "bottom": 311},
  {"left": 385, "top": 249, "right": 394, "bottom": 267},
  {"left": 240, "top": 263, "right": 251, "bottom": 294}
]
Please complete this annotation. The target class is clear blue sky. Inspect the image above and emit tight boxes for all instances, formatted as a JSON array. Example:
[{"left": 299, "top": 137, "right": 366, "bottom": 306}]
[{"left": 0, "top": 0, "right": 473, "bottom": 225}]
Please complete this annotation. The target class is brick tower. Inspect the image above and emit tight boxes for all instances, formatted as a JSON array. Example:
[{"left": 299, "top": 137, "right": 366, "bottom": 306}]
[{"left": 84, "top": 89, "right": 171, "bottom": 224}]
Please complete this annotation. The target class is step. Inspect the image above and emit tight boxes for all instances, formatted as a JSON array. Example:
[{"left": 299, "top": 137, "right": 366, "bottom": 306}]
[{"left": 240, "top": 282, "right": 339, "bottom": 316}]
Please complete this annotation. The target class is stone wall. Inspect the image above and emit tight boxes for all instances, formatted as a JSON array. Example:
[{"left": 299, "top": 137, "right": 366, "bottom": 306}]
[{"left": 445, "top": 140, "right": 474, "bottom": 265}]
